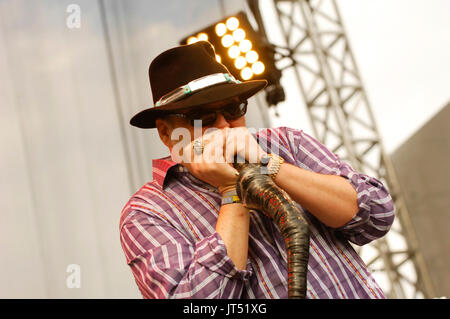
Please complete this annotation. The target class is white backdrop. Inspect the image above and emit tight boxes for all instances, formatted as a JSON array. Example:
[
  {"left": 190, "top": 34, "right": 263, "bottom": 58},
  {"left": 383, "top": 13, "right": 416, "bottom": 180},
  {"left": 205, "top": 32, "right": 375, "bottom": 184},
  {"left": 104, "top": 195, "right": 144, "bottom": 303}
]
[{"left": 0, "top": 0, "right": 264, "bottom": 298}]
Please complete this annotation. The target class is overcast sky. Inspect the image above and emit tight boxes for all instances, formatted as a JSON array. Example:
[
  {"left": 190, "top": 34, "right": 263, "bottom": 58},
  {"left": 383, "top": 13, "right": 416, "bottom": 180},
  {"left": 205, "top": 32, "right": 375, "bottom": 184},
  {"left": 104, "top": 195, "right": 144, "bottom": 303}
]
[{"left": 258, "top": 0, "right": 450, "bottom": 154}]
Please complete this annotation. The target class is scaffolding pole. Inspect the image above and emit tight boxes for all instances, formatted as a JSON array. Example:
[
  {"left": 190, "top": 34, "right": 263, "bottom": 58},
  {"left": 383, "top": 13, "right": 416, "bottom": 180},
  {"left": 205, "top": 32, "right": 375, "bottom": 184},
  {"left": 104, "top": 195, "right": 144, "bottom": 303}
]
[{"left": 254, "top": 0, "right": 435, "bottom": 298}]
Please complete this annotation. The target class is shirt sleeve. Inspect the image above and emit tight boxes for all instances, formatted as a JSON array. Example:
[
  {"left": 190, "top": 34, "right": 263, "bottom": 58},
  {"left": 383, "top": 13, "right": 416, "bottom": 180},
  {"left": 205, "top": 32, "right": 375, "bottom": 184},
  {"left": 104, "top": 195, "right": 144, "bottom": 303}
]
[
  {"left": 120, "top": 210, "right": 253, "bottom": 299},
  {"left": 283, "top": 127, "right": 395, "bottom": 246}
]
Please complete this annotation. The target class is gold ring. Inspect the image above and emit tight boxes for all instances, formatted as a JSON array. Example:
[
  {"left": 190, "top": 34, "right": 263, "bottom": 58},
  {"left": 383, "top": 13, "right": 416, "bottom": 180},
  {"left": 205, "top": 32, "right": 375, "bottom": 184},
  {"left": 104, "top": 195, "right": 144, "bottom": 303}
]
[{"left": 193, "top": 140, "right": 204, "bottom": 155}]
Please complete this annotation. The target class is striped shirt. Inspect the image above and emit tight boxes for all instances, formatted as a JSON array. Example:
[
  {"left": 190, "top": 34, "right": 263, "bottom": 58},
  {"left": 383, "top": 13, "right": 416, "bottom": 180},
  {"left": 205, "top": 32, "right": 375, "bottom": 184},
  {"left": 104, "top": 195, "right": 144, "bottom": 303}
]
[{"left": 119, "top": 126, "right": 395, "bottom": 299}]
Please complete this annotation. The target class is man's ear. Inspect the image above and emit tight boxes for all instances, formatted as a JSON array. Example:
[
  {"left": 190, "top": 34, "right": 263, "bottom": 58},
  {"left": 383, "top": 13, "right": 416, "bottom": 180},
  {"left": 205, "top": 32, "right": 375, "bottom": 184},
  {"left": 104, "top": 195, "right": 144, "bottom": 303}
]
[{"left": 155, "top": 118, "right": 173, "bottom": 149}]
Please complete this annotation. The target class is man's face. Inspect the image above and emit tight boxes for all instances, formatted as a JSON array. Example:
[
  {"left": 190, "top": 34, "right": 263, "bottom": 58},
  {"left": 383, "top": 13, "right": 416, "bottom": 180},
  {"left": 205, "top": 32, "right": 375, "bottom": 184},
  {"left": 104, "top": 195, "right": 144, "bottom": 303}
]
[{"left": 160, "top": 96, "right": 247, "bottom": 148}]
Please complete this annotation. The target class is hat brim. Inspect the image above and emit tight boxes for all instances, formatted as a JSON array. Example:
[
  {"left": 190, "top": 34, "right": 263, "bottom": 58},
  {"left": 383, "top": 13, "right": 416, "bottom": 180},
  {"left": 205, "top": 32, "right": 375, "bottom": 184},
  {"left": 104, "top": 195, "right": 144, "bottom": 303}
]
[{"left": 130, "top": 79, "right": 267, "bottom": 129}]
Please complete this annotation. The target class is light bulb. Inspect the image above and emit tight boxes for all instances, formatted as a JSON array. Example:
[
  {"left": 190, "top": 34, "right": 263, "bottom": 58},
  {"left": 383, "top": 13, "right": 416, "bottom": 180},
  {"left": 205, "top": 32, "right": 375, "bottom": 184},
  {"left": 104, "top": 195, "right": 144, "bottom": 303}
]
[
  {"left": 234, "top": 56, "right": 247, "bottom": 69},
  {"left": 241, "top": 67, "right": 253, "bottom": 80},
  {"left": 187, "top": 36, "right": 198, "bottom": 44},
  {"left": 232, "top": 28, "right": 245, "bottom": 42},
  {"left": 239, "top": 39, "right": 252, "bottom": 52},
  {"left": 245, "top": 50, "right": 258, "bottom": 63},
  {"left": 215, "top": 23, "right": 227, "bottom": 36},
  {"left": 197, "top": 33, "right": 208, "bottom": 41},
  {"left": 252, "top": 61, "right": 265, "bottom": 74},
  {"left": 221, "top": 34, "right": 234, "bottom": 48},
  {"left": 226, "top": 17, "right": 239, "bottom": 31},
  {"left": 228, "top": 45, "right": 240, "bottom": 59}
]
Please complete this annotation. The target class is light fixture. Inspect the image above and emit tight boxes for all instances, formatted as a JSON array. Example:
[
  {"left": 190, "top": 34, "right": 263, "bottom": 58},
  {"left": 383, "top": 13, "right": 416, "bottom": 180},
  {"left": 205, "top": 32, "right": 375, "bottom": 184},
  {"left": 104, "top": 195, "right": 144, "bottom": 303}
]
[{"left": 180, "top": 11, "right": 284, "bottom": 105}]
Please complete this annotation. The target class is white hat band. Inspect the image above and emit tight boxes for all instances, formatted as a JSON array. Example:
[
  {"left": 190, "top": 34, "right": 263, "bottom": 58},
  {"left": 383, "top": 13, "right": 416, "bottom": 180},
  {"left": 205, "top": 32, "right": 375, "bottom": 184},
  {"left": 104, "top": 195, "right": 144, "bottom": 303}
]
[{"left": 155, "top": 73, "right": 241, "bottom": 107}]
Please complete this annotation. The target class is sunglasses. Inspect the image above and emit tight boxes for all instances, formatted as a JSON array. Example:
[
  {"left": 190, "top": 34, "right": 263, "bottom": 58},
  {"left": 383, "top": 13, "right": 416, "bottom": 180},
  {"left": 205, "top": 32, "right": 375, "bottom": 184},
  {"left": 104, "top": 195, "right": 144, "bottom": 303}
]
[{"left": 169, "top": 100, "right": 248, "bottom": 127}]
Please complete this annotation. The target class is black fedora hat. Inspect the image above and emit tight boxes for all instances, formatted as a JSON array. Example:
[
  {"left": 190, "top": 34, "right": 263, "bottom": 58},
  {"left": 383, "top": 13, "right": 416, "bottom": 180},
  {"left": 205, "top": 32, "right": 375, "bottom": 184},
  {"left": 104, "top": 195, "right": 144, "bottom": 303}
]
[{"left": 129, "top": 41, "right": 267, "bottom": 128}]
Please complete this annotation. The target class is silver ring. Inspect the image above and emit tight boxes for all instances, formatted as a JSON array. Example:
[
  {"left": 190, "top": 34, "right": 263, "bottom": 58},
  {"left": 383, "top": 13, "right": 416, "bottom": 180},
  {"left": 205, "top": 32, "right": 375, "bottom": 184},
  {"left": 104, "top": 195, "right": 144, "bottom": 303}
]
[{"left": 193, "top": 140, "right": 204, "bottom": 155}]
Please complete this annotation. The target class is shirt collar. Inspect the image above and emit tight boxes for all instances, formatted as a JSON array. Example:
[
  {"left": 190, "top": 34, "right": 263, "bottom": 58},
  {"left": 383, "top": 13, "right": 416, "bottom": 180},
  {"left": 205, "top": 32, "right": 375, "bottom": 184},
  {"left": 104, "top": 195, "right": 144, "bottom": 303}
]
[{"left": 152, "top": 156, "right": 179, "bottom": 189}]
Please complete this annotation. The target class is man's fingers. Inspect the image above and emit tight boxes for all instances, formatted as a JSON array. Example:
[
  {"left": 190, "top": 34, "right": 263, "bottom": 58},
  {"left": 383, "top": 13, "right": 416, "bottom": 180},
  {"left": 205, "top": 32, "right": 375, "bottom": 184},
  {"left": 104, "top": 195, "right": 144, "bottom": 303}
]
[{"left": 182, "top": 127, "right": 264, "bottom": 165}]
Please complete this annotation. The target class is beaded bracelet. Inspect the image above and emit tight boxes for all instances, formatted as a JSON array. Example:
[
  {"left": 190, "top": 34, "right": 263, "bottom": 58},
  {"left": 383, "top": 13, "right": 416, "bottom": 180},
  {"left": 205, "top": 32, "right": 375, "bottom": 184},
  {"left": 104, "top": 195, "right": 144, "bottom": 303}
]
[{"left": 221, "top": 189, "right": 242, "bottom": 206}]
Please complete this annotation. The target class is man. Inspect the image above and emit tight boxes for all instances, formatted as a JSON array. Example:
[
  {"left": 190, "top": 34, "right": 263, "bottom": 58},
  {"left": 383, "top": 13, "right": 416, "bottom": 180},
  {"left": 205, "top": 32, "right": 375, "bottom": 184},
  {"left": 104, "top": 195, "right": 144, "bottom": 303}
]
[{"left": 120, "top": 41, "right": 395, "bottom": 298}]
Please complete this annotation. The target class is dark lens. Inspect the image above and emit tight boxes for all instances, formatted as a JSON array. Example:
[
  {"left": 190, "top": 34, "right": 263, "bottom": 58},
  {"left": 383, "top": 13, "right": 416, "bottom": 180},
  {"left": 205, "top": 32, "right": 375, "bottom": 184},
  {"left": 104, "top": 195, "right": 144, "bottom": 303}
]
[
  {"left": 222, "top": 100, "right": 248, "bottom": 120},
  {"left": 187, "top": 110, "right": 217, "bottom": 127},
  {"left": 185, "top": 100, "right": 248, "bottom": 126}
]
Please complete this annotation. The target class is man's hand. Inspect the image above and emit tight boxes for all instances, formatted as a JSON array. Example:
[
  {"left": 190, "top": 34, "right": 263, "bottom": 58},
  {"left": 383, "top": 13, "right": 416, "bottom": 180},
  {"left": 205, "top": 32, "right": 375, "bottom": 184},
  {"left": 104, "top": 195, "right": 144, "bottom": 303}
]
[
  {"left": 223, "top": 127, "right": 267, "bottom": 164},
  {"left": 177, "top": 129, "right": 238, "bottom": 194},
  {"left": 173, "top": 127, "right": 267, "bottom": 194}
]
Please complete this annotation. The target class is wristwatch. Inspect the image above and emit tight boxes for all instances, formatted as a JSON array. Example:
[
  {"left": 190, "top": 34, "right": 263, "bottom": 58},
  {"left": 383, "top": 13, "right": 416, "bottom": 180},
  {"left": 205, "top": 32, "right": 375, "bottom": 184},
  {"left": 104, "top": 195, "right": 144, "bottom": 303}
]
[
  {"left": 260, "top": 153, "right": 271, "bottom": 166},
  {"left": 267, "top": 153, "right": 284, "bottom": 180}
]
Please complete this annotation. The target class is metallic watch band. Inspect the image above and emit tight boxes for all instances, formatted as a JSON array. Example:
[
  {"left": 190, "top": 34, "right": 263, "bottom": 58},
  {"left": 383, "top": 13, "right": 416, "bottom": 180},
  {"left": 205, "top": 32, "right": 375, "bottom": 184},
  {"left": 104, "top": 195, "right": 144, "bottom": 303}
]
[{"left": 268, "top": 153, "right": 284, "bottom": 180}]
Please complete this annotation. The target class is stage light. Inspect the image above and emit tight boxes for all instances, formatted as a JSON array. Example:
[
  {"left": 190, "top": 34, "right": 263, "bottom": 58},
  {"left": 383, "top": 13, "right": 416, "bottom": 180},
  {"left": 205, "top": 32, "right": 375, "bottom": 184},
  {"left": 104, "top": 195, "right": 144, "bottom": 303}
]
[
  {"left": 234, "top": 56, "right": 247, "bottom": 69},
  {"left": 226, "top": 17, "right": 239, "bottom": 31},
  {"left": 187, "top": 36, "right": 198, "bottom": 44},
  {"left": 228, "top": 45, "right": 240, "bottom": 59},
  {"left": 180, "top": 11, "right": 284, "bottom": 105},
  {"left": 215, "top": 23, "right": 227, "bottom": 36},
  {"left": 245, "top": 50, "right": 258, "bottom": 63},
  {"left": 197, "top": 33, "right": 208, "bottom": 41},
  {"left": 241, "top": 67, "right": 253, "bottom": 80},
  {"left": 221, "top": 34, "right": 234, "bottom": 48},
  {"left": 252, "top": 61, "right": 265, "bottom": 75},
  {"left": 232, "top": 28, "right": 246, "bottom": 42},
  {"left": 239, "top": 39, "right": 252, "bottom": 53}
]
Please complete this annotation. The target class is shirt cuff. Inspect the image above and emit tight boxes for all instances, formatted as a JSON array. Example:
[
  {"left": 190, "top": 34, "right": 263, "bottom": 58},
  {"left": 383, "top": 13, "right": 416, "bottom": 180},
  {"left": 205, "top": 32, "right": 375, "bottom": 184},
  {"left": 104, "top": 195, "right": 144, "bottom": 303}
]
[
  {"left": 194, "top": 232, "right": 253, "bottom": 281},
  {"left": 335, "top": 170, "right": 385, "bottom": 232}
]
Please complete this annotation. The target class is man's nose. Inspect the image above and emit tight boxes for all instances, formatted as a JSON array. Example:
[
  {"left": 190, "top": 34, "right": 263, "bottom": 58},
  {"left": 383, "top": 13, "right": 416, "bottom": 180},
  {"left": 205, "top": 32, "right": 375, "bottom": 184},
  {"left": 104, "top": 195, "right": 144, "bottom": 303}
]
[{"left": 213, "top": 112, "right": 230, "bottom": 129}]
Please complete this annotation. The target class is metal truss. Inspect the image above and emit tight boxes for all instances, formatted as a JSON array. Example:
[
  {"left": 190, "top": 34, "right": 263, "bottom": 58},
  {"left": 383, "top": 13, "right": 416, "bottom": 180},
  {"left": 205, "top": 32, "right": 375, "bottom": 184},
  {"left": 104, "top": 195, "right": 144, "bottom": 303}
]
[{"left": 260, "top": 0, "right": 435, "bottom": 298}]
